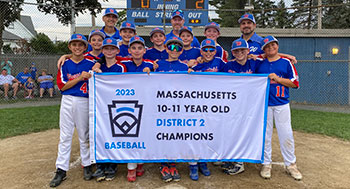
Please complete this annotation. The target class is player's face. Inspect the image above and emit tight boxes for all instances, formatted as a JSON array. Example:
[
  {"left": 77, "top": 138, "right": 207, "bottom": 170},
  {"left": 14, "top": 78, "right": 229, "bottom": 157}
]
[
  {"left": 150, "top": 32, "right": 166, "bottom": 46},
  {"left": 89, "top": 35, "right": 103, "bottom": 50},
  {"left": 240, "top": 20, "right": 256, "bottom": 36},
  {"left": 103, "top": 14, "right": 118, "bottom": 27},
  {"left": 171, "top": 17, "right": 184, "bottom": 31},
  {"left": 68, "top": 41, "right": 87, "bottom": 56},
  {"left": 232, "top": 48, "right": 249, "bottom": 61},
  {"left": 1, "top": 69, "right": 7, "bottom": 75},
  {"left": 200, "top": 47, "right": 216, "bottom": 62},
  {"left": 204, "top": 28, "right": 220, "bottom": 41},
  {"left": 102, "top": 46, "right": 120, "bottom": 59},
  {"left": 166, "top": 43, "right": 183, "bottom": 59},
  {"left": 120, "top": 29, "right": 136, "bottom": 43},
  {"left": 179, "top": 31, "right": 193, "bottom": 47},
  {"left": 128, "top": 43, "right": 146, "bottom": 60},
  {"left": 263, "top": 42, "right": 279, "bottom": 57}
]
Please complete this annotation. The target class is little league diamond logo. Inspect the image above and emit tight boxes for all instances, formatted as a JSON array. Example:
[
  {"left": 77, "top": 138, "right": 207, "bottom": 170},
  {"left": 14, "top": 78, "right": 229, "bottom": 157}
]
[
  {"left": 264, "top": 38, "right": 269, "bottom": 43},
  {"left": 107, "top": 39, "right": 112, "bottom": 43},
  {"left": 236, "top": 41, "right": 242, "bottom": 46},
  {"left": 108, "top": 101, "right": 143, "bottom": 137}
]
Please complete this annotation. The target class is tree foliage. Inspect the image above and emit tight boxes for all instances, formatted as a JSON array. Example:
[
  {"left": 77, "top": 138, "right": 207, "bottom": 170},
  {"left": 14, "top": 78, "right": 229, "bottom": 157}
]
[
  {"left": 209, "top": 0, "right": 246, "bottom": 27},
  {"left": 275, "top": 0, "right": 293, "bottom": 28},
  {"left": 30, "top": 33, "right": 56, "bottom": 54},
  {"left": 0, "top": 0, "right": 24, "bottom": 53},
  {"left": 252, "top": 0, "right": 276, "bottom": 28},
  {"left": 36, "top": 0, "right": 105, "bottom": 25},
  {"left": 291, "top": 0, "right": 319, "bottom": 29},
  {"left": 116, "top": 9, "right": 127, "bottom": 27},
  {"left": 323, "top": 0, "right": 350, "bottom": 28}
]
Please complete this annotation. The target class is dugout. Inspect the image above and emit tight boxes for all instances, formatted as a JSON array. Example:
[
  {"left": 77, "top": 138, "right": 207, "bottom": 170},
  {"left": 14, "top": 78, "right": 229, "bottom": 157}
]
[{"left": 76, "top": 26, "right": 350, "bottom": 105}]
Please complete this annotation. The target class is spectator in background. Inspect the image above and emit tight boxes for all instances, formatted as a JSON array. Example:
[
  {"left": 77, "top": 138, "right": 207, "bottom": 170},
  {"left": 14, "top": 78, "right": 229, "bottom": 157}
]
[
  {"left": 1, "top": 57, "right": 13, "bottom": 75},
  {"left": 16, "top": 67, "right": 31, "bottom": 87},
  {"left": 37, "top": 69, "right": 54, "bottom": 98},
  {"left": 30, "top": 62, "right": 37, "bottom": 80},
  {"left": 24, "top": 77, "right": 34, "bottom": 99},
  {"left": 0, "top": 69, "right": 19, "bottom": 100}
]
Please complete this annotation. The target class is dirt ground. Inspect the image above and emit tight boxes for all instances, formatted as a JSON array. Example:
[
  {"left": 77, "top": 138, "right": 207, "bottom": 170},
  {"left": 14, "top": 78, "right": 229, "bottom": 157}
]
[{"left": 1, "top": 129, "right": 350, "bottom": 189}]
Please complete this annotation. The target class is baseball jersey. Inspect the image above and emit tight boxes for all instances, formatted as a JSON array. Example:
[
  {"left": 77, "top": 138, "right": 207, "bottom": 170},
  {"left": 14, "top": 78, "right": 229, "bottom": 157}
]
[
  {"left": 179, "top": 47, "right": 201, "bottom": 64},
  {"left": 0, "top": 74, "right": 15, "bottom": 85},
  {"left": 215, "top": 45, "right": 228, "bottom": 62},
  {"left": 100, "top": 61, "right": 127, "bottom": 73},
  {"left": 25, "top": 81, "right": 34, "bottom": 89},
  {"left": 38, "top": 75, "right": 53, "bottom": 83},
  {"left": 100, "top": 26, "right": 121, "bottom": 40},
  {"left": 166, "top": 31, "right": 200, "bottom": 48},
  {"left": 192, "top": 57, "right": 226, "bottom": 72},
  {"left": 156, "top": 59, "right": 188, "bottom": 72},
  {"left": 57, "top": 58, "right": 95, "bottom": 97},
  {"left": 16, "top": 72, "right": 32, "bottom": 84},
  {"left": 117, "top": 43, "right": 131, "bottom": 57},
  {"left": 224, "top": 58, "right": 263, "bottom": 74},
  {"left": 256, "top": 57, "right": 299, "bottom": 106},
  {"left": 231, "top": 32, "right": 264, "bottom": 59},
  {"left": 30, "top": 66, "right": 37, "bottom": 79},
  {"left": 84, "top": 51, "right": 104, "bottom": 60},
  {"left": 144, "top": 47, "right": 168, "bottom": 61},
  {"left": 120, "top": 59, "right": 154, "bottom": 72}
]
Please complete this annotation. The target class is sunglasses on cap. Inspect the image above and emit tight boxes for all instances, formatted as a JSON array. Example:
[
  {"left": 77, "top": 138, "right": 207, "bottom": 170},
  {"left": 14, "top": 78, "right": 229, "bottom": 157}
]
[
  {"left": 167, "top": 44, "right": 183, "bottom": 52},
  {"left": 202, "top": 47, "right": 216, "bottom": 52}
]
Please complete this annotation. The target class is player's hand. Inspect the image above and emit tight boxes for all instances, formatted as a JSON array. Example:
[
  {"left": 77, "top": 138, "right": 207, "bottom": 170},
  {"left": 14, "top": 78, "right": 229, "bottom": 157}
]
[
  {"left": 153, "top": 59, "right": 159, "bottom": 70},
  {"left": 143, "top": 67, "right": 151, "bottom": 75},
  {"left": 80, "top": 71, "right": 92, "bottom": 80},
  {"left": 93, "top": 68, "right": 102, "bottom": 73},
  {"left": 247, "top": 54, "right": 258, "bottom": 60},
  {"left": 187, "top": 59, "right": 198, "bottom": 68},
  {"left": 268, "top": 73, "right": 280, "bottom": 83},
  {"left": 289, "top": 55, "right": 297, "bottom": 64},
  {"left": 188, "top": 68, "right": 194, "bottom": 73},
  {"left": 196, "top": 56, "right": 203, "bottom": 64}
]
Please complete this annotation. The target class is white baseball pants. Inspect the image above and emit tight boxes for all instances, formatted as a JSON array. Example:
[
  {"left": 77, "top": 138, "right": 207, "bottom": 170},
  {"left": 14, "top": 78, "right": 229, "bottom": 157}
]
[
  {"left": 127, "top": 163, "right": 144, "bottom": 170},
  {"left": 56, "top": 95, "right": 91, "bottom": 171},
  {"left": 263, "top": 103, "right": 296, "bottom": 166}
]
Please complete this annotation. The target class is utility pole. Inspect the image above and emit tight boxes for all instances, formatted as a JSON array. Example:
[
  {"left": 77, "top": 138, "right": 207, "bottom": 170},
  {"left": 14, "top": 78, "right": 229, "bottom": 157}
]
[
  {"left": 317, "top": 0, "right": 322, "bottom": 29},
  {"left": 70, "top": 0, "right": 76, "bottom": 35}
]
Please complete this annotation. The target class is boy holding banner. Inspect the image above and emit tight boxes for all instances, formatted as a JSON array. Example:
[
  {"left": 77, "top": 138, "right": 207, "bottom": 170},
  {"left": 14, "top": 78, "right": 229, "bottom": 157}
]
[{"left": 256, "top": 36, "right": 302, "bottom": 181}]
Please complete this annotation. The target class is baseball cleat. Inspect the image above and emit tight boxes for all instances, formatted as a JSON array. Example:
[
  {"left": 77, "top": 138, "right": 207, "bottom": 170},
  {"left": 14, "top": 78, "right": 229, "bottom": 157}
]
[
  {"left": 286, "top": 163, "right": 302, "bottom": 181},
  {"left": 260, "top": 164, "right": 272, "bottom": 179},
  {"left": 49, "top": 168, "right": 66, "bottom": 187}
]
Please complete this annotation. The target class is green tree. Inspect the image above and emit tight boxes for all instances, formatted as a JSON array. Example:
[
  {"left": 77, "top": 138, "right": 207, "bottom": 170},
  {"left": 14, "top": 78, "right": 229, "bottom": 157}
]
[
  {"left": 54, "top": 41, "right": 70, "bottom": 54},
  {"left": 0, "top": 0, "right": 24, "bottom": 53},
  {"left": 252, "top": 0, "right": 276, "bottom": 28},
  {"left": 209, "top": 0, "right": 247, "bottom": 27},
  {"left": 2, "top": 44, "right": 14, "bottom": 54},
  {"left": 116, "top": 9, "right": 127, "bottom": 27},
  {"left": 291, "top": 0, "right": 318, "bottom": 29},
  {"left": 30, "top": 33, "right": 56, "bottom": 54},
  {"left": 36, "top": 0, "right": 105, "bottom": 25},
  {"left": 275, "top": 0, "right": 293, "bottom": 28},
  {"left": 323, "top": 0, "right": 350, "bottom": 29}
]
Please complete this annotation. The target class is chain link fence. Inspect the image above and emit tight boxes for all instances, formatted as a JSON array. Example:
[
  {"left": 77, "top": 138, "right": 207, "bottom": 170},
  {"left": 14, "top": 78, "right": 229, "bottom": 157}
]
[{"left": 0, "top": 0, "right": 350, "bottom": 109}]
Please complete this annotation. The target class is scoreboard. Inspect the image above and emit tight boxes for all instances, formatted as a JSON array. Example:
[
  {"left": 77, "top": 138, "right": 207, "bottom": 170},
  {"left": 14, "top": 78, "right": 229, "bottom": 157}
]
[{"left": 126, "top": 0, "right": 209, "bottom": 26}]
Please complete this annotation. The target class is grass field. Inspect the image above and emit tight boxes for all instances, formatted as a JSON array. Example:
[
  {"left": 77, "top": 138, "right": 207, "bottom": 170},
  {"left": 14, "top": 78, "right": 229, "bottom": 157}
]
[{"left": 0, "top": 105, "right": 349, "bottom": 140}]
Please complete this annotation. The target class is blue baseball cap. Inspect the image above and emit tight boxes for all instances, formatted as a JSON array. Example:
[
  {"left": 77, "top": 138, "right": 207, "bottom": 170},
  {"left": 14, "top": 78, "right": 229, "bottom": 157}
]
[
  {"left": 129, "top": 36, "right": 145, "bottom": 47},
  {"left": 238, "top": 13, "right": 256, "bottom": 24},
  {"left": 104, "top": 8, "right": 118, "bottom": 18},
  {"left": 102, "top": 38, "right": 119, "bottom": 48},
  {"left": 165, "top": 36, "right": 184, "bottom": 47},
  {"left": 261, "top": 35, "right": 279, "bottom": 50},
  {"left": 150, "top": 27, "right": 165, "bottom": 37},
  {"left": 69, "top": 33, "right": 88, "bottom": 46},
  {"left": 205, "top": 22, "right": 220, "bottom": 32},
  {"left": 120, "top": 21, "right": 136, "bottom": 32},
  {"left": 179, "top": 26, "right": 193, "bottom": 36},
  {"left": 200, "top": 39, "right": 216, "bottom": 49},
  {"left": 88, "top": 29, "right": 106, "bottom": 41},
  {"left": 171, "top": 9, "right": 184, "bottom": 20},
  {"left": 231, "top": 39, "right": 249, "bottom": 51}
]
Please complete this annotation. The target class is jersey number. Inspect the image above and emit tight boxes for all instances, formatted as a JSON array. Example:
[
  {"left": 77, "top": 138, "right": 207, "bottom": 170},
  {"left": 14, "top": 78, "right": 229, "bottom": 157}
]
[
  {"left": 276, "top": 86, "right": 285, "bottom": 97},
  {"left": 80, "top": 83, "right": 87, "bottom": 94}
]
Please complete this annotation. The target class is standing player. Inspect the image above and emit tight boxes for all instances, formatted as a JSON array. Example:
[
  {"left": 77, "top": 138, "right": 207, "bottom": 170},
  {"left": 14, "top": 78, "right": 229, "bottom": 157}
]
[
  {"left": 166, "top": 9, "right": 200, "bottom": 48},
  {"left": 144, "top": 27, "right": 168, "bottom": 61},
  {"left": 49, "top": 34, "right": 95, "bottom": 187},
  {"left": 85, "top": 29, "right": 105, "bottom": 60},
  {"left": 203, "top": 22, "right": 228, "bottom": 61},
  {"left": 256, "top": 36, "right": 302, "bottom": 181},
  {"left": 118, "top": 21, "right": 137, "bottom": 57},
  {"left": 178, "top": 26, "right": 201, "bottom": 65},
  {"left": 100, "top": 8, "right": 121, "bottom": 40}
]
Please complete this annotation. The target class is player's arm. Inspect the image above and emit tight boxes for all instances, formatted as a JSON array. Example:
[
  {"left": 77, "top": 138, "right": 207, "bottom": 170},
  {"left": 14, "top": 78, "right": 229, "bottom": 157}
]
[
  {"left": 61, "top": 71, "right": 92, "bottom": 91},
  {"left": 279, "top": 53, "right": 297, "bottom": 64},
  {"left": 268, "top": 73, "right": 297, "bottom": 88},
  {"left": 187, "top": 59, "right": 198, "bottom": 68},
  {"left": 57, "top": 54, "right": 72, "bottom": 68}
]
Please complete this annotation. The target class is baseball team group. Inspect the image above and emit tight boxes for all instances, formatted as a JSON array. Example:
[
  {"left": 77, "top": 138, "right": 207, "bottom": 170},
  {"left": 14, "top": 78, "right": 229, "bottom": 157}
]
[{"left": 49, "top": 8, "right": 302, "bottom": 187}]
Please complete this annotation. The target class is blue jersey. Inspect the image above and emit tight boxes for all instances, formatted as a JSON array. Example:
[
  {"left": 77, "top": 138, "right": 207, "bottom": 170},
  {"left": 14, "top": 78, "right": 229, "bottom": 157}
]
[
  {"left": 256, "top": 57, "right": 299, "bottom": 106},
  {"left": 16, "top": 72, "right": 32, "bottom": 84},
  {"left": 166, "top": 31, "right": 200, "bottom": 48},
  {"left": 25, "top": 81, "right": 34, "bottom": 89},
  {"left": 224, "top": 58, "right": 262, "bottom": 74},
  {"left": 215, "top": 45, "right": 228, "bottom": 62},
  {"left": 117, "top": 43, "right": 131, "bottom": 57},
  {"left": 156, "top": 59, "right": 188, "bottom": 72},
  {"left": 192, "top": 57, "right": 226, "bottom": 72},
  {"left": 120, "top": 59, "right": 154, "bottom": 72},
  {"left": 57, "top": 58, "right": 95, "bottom": 98},
  {"left": 100, "top": 61, "right": 127, "bottom": 73},
  {"left": 232, "top": 32, "right": 264, "bottom": 59},
  {"left": 30, "top": 66, "right": 37, "bottom": 79},
  {"left": 84, "top": 51, "right": 104, "bottom": 60},
  {"left": 179, "top": 47, "right": 201, "bottom": 64},
  {"left": 144, "top": 47, "right": 168, "bottom": 61},
  {"left": 100, "top": 26, "right": 121, "bottom": 40}
]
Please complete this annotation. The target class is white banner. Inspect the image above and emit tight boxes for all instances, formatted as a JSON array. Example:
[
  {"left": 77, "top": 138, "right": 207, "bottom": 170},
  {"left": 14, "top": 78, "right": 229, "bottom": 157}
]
[{"left": 89, "top": 72, "right": 270, "bottom": 163}]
